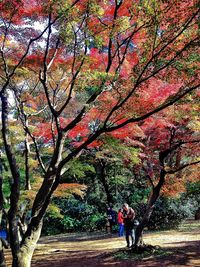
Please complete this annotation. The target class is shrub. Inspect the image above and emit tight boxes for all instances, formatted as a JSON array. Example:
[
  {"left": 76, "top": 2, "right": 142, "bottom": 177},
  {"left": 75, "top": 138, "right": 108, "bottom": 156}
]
[
  {"left": 147, "top": 197, "right": 195, "bottom": 230},
  {"left": 42, "top": 216, "right": 64, "bottom": 236},
  {"left": 42, "top": 197, "right": 107, "bottom": 235},
  {"left": 81, "top": 214, "right": 107, "bottom": 231},
  {"left": 62, "top": 216, "right": 80, "bottom": 231}
]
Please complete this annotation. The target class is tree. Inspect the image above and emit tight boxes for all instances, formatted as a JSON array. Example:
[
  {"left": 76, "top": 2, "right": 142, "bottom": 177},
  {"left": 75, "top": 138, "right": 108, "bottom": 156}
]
[
  {"left": 0, "top": 0, "right": 200, "bottom": 266},
  {"left": 133, "top": 98, "right": 200, "bottom": 247},
  {"left": 90, "top": 134, "right": 141, "bottom": 206}
]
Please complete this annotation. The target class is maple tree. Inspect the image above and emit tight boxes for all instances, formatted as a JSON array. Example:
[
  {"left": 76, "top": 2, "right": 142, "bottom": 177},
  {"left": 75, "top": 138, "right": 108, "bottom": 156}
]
[
  {"left": 0, "top": 0, "right": 200, "bottom": 266},
  {"left": 86, "top": 92, "right": 200, "bottom": 246},
  {"left": 131, "top": 95, "right": 200, "bottom": 246}
]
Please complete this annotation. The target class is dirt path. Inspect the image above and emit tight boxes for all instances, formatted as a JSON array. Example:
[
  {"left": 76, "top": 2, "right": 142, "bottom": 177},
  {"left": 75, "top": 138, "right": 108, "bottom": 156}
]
[{"left": 4, "top": 220, "right": 200, "bottom": 266}]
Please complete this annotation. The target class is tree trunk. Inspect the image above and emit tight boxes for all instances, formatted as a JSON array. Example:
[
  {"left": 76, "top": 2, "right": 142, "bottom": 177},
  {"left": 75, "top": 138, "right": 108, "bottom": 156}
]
[
  {"left": 24, "top": 115, "right": 31, "bottom": 191},
  {"left": 98, "top": 160, "right": 113, "bottom": 205},
  {"left": 14, "top": 222, "right": 42, "bottom": 267},
  {"left": 134, "top": 169, "right": 166, "bottom": 247},
  {"left": 134, "top": 204, "right": 155, "bottom": 246},
  {"left": 195, "top": 208, "right": 200, "bottom": 220},
  {"left": 14, "top": 172, "right": 60, "bottom": 266},
  {"left": 24, "top": 138, "right": 31, "bottom": 191},
  {"left": 1, "top": 93, "right": 20, "bottom": 261},
  {"left": 0, "top": 239, "right": 6, "bottom": 267}
]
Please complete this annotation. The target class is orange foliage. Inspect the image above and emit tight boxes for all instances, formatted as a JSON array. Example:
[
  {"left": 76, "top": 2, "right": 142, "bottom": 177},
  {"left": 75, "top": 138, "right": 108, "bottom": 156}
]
[{"left": 54, "top": 183, "right": 87, "bottom": 198}]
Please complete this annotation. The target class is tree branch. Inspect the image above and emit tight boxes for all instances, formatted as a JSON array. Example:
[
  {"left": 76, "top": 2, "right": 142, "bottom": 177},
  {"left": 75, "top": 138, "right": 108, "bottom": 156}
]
[
  {"left": 105, "top": 83, "right": 200, "bottom": 132},
  {"left": 166, "top": 161, "right": 200, "bottom": 174}
]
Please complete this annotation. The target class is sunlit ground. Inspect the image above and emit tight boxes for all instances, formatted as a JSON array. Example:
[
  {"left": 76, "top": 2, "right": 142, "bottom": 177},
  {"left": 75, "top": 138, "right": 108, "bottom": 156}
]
[{"left": 4, "top": 220, "right": 200, "bottom": 267}]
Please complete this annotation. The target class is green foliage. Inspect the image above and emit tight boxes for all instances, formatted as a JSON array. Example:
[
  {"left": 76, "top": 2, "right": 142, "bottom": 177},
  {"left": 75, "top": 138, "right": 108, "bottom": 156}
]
[
  {"left": 186, "top": 181, "right": 200, "bottom": 196},
  {"left": 147, "top": 197, "right": 196, "bottom": 230},
  {"left": 128, "top": 187, "right": 151, "bottom": 205},
  {"left": 113, "top": 175, "right": 127, "bottom": 186},
  {"left": 47, "top": 204, "right": 64, "bottom": 219},
  {"left": 62, "top": 216, "right": 79, "bottom": 231},
  {"left": 42, "top": 179, "right": 200, "bottom": 235},
  {"left": 42, "top": 197, "right": 107, "bottom": 235},
  {"left": 99, "top": 136, "right": 140, "bottom": 164},
  {"left": 42, "top": 217, "right": 64, "bottom": 236},
  {"left": 85, "top": 86, "right": 99, "bottom": 97},
  {"left": 173, "top": 61, "right": 184, "bottom": 71},
  {"left": 61, "top": 158, "right": 95, "bottom": 182},
  {"left": 82, "top": 214, "right": 106, "bottom": 231}
]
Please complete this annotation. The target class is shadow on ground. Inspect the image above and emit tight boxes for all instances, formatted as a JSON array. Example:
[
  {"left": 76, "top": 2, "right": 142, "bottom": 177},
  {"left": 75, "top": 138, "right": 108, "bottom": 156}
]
[
  {"left": 135, "top": 240, "right": 200, "bottom": 267},
  {"left": 31, "top": 238, "right": 200, "bottom": 267},
  {"left": 40, "top": 232, "right": 117, "bottom": 243}
]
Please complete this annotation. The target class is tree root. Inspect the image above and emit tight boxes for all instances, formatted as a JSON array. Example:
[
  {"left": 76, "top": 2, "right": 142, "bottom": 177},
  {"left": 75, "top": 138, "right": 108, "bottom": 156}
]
[{"left": 131, "top": 244, "right": 161, "bottom": 254}]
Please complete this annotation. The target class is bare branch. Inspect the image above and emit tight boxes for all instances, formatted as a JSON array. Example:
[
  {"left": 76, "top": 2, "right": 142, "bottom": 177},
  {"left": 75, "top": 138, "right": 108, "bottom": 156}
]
[
  {"left": 47, "top": 38, "right": 60, "bottom": 70},
  {"left": 56, "top": 18, "right": 88, "bottom": 116},
  {"left": 166, "top": 161, "right": 200, "bottom": 174},
  {"left": 12, "top": 87, "right": 47, "bottom": 174}
]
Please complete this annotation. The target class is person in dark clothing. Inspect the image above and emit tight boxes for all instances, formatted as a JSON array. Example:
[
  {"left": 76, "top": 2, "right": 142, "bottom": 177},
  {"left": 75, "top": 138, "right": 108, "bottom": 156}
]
[
  {"left": 122, "top": 203, "right": 135, "bottom": 247},
  {"left": 106, "top": 206, "right": 116, "bottom": 233}
]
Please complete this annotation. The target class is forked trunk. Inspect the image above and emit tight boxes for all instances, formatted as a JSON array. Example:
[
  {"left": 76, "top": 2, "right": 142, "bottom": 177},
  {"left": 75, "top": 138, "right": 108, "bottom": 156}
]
[
  {"left": 13, "top": 222, "right": 43, "bottom": 267},
  {"left": 134, "top": 170, "right": 166, "bottom": 247}
]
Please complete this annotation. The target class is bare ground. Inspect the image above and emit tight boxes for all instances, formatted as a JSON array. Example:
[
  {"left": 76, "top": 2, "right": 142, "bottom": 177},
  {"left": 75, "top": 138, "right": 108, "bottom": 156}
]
[{"left": 4, "top": 220, "right": 200, "bottom": 267}]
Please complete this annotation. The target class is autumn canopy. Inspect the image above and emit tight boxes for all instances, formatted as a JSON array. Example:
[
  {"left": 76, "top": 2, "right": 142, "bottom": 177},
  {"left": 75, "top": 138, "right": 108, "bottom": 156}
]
[{"left": 0, "top": 0, "right": 199, "bottom": 266}]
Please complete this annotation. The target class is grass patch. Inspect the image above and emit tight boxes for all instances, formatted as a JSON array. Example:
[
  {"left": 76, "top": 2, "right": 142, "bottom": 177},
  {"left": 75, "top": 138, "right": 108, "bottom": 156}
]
[{"left": 114, "top": 247, "right": 173, "bottom": 261}]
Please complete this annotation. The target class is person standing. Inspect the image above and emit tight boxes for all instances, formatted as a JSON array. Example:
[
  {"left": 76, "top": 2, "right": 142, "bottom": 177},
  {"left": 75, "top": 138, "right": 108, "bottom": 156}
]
[
  {"left": 122, "top": 203, "right": 135, "bottom": 248},
  {"left": 106, "top": 206, "right": 116, "bottom": 233},
  {"left": 117, "top": 208, "right": 124, "bottom": 237}
]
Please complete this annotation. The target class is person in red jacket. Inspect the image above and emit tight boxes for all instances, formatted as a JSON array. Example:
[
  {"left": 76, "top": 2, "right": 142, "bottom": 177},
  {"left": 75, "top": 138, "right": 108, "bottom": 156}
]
[{"left": 117, "top": 208, "right": 124, "bottom": 237}]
